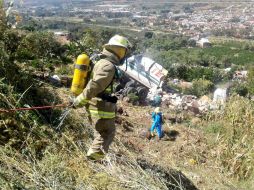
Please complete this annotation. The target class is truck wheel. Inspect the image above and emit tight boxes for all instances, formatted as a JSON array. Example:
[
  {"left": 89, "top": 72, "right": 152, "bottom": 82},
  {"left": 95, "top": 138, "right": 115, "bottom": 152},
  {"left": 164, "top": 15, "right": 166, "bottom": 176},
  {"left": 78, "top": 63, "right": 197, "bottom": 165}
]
[
  {"left": 115, "top": 83, "right": 123, "bottom": 92},
  {"left": 125, "top": 87, "right": 137, "bottom": 96},
  {"left": 125, "top": 80, "right": 135, "bottom": 88},
  {"left": 137, "top": 87, "right": 149, "bottom": 100}
]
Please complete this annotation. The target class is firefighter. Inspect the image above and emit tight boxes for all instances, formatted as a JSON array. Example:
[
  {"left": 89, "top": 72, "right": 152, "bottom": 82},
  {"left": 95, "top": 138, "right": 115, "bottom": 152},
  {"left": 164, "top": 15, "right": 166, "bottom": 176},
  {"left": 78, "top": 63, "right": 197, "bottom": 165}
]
[
  {"left": 150, "top": 107, "right": 163, "bottom": 140},
  {"left": 71, "top": 35, "right": 131, "bottom": 160}
]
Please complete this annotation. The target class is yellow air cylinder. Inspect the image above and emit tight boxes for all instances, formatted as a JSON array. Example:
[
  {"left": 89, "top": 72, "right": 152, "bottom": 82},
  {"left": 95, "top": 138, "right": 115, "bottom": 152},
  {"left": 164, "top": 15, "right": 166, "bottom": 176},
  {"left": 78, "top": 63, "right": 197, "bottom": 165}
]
[{"left": 71, "top": 54, "right": 90, "bottom": 96}]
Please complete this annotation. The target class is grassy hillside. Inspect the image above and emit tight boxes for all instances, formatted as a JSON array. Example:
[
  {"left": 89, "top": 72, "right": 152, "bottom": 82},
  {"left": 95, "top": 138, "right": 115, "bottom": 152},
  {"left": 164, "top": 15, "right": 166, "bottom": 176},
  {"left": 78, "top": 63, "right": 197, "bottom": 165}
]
[
  {"left": 1, "top": 3, "right": 254, "bottom": 189},
  {"left": 0, "top": 6, "right": 197, "bottom": 189}
]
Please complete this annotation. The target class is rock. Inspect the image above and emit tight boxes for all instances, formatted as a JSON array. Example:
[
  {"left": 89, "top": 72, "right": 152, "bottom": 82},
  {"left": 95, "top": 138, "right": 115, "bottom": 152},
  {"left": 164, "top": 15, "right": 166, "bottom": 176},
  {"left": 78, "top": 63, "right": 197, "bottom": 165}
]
[
  {"left": 192, "top": 100, "right": 199, "bottom": 108},
  {"left": 115, "top": 116, "right": 122, "bottom": 124},
  {"left": 122, "top": 121, "right": 133, "bottom": 132},
  {"left": 197, "top": 95, "right": 212, "bottom": 113},
  {"left": 199, "top": 95, "right": 211, "bottom": 104},
  {"left": 146, "top": 130, "right": 152, "bottom": 140},
  {"left": 164, "top": 114, "right": 177, "bottom": 123},
  {"left": 191, "top": 117, "right": 201, "bottom": 125},
  {"left": 139, "top": 129, "right": 151, "bottom": 140},
  {"left": 182, "top": 95, "right": 197, "bottom": 103},
  {"left": 187, "top": 105, "right": 200, "bottom": 115},
  {"left": 123, "top": 96, "right": 130, "bottom": 103},
  {"left": 117, "top": 107, "right": 124, "bottom": 115}
]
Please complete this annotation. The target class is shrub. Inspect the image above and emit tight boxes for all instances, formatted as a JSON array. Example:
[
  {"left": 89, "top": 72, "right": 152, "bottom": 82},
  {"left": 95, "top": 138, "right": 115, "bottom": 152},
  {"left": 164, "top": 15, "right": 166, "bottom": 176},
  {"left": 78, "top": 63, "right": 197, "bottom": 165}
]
[
  {"left": 168, "top": 64, "right": 223, "bottom": 83},
  {"left": 189, "top": 79, "right": 214, "bottom": 97},
  {"left": 3, "top": 29, "right": 23, "bottom": 56},
  {"left": 16, "top": 32, "right": 63, "bottom": 61},
  {"left": 127, "top": 92, "right": 139, "bottom": 104},
  {"left": 166, "top": 81, "right": 182, "bottom": 93},
  {"left": 229, "top": 82, "right": 249, "bottom": 97}
]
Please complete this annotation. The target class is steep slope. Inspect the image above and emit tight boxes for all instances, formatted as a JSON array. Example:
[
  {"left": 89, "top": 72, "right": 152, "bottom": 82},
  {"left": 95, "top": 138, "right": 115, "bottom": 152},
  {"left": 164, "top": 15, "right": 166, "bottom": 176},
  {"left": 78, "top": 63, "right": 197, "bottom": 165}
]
[
  {"left": 0, "top": 83, "right": 197, "bottom": 190},
  {"left": 114, "top": 102, "right": 237, "bottom": 190},
  {"left": 0, "top": 71, "right": 249, "bottom": 190},
  {"left": 46, "top": 85, "right": 240, "bottom": 189}
]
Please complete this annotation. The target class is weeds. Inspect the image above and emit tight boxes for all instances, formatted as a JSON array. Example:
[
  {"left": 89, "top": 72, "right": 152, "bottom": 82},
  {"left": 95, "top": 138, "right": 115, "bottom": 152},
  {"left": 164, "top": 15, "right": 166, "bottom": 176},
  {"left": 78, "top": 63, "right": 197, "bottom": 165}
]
[
  {"left": 0, "top": 75, "right": 191, "bottom": 189},
  {"left": 205, "top": 96, "right": 254, "bottom": 180}
]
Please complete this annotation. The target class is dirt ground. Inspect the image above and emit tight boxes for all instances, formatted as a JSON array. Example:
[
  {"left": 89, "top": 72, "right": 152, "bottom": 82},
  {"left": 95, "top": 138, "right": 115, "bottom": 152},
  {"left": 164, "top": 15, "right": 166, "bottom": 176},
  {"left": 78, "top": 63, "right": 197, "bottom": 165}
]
[{"left": 115, "top": 102, "right": 236, "bottom": 190}]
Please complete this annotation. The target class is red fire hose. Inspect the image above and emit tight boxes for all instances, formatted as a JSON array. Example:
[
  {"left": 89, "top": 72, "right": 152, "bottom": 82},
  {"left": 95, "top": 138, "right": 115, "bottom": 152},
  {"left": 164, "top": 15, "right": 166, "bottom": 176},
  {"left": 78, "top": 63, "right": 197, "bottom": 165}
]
[{"left": 0, "top": 104, "right": 68, "bottom": 113}]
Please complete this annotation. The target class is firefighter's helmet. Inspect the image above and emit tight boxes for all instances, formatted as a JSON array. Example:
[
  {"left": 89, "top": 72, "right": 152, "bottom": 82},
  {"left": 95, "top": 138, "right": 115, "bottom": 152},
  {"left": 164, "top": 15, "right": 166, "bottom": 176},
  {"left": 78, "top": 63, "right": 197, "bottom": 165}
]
[
  {"left": 154, "top": 107, "right": 161, "bottom": 113},
  {"left": 105, "top": 35, "right": 131, "bottom": 49}
]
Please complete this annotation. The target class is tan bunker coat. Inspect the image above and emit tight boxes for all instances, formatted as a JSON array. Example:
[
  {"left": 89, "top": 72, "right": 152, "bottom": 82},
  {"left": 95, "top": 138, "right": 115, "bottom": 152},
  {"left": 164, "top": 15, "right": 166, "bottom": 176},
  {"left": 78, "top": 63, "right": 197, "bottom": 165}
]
[{"left": 74, "top": 49, "right": 119, "bottom": 154}]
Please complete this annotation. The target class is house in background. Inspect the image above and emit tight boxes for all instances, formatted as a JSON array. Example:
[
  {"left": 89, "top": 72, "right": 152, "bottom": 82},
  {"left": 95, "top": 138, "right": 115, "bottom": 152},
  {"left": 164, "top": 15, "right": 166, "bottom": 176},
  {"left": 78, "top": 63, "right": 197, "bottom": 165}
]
[
  {"left": 197, "top": 38, "right": 211, "bottom": 48},
  {"left": 54, "top": 31, "right": 70, "bottom": 45},
  {"left": 233, "top": 70, "right": 248, "bottom": 81}
]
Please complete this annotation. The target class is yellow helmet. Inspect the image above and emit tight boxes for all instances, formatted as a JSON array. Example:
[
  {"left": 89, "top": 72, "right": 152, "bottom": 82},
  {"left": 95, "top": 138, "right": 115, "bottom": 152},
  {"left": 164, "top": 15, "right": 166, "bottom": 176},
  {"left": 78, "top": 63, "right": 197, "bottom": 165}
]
[
  {"left": 154, "top": 107, "right": 161, "bottom": 113},
  {"left": 104, "top": 35, "right": 131, "bottom": 49}
]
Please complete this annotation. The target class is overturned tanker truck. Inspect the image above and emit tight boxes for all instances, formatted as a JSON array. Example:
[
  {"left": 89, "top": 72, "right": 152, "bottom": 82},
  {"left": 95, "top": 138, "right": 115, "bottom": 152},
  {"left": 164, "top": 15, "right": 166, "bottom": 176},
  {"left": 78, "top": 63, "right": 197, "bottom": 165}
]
[{"left": 115, "top": 54, "right": 168, "bottom": 100}]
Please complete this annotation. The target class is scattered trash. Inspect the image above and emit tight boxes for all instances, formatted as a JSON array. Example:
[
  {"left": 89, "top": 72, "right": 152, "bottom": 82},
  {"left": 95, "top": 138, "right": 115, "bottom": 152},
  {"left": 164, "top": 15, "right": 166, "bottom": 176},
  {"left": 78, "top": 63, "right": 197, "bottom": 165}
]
[
  {"left": 213, "top": 88, "right": 227, "bottom": 105},
  {"left": 49, "top": 75, "right": 62, "bottom": 87},
  {"left": 189, "top": 158, "right": 197, "bottom": 165}
]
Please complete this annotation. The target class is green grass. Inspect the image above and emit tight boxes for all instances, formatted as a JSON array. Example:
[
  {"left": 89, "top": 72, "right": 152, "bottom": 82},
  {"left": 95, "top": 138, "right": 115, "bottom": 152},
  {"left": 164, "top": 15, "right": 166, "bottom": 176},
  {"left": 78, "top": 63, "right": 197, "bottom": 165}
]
[
  {"left": 203, "top": 122, "right": 223, "bottom": 134},
  {"left": 202, "top": 46, "right": 254, "bottom": 65}
]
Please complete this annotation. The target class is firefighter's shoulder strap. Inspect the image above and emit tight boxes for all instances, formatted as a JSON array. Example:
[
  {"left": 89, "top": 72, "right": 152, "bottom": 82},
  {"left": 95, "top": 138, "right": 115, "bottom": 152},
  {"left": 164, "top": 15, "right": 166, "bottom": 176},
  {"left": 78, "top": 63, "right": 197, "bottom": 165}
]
[
  {"left": 84, "top": 60, "right": 95, "bottom": 87},
  {"left": 96, "top": 54, "right": 119, "bottom": 93}
]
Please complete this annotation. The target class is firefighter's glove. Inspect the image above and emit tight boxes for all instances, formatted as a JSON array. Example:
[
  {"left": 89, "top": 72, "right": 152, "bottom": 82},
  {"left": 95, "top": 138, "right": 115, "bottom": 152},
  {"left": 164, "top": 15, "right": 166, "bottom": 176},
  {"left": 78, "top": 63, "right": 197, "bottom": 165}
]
[
  {"left": 68, "top": 97, "right": 76, "bottom": 109},
  {"left": 72, "top": 93, "right": 89, "bottom": 108},
  {"left": 109, "top": 96, "right": 118, "bottom": 103}
]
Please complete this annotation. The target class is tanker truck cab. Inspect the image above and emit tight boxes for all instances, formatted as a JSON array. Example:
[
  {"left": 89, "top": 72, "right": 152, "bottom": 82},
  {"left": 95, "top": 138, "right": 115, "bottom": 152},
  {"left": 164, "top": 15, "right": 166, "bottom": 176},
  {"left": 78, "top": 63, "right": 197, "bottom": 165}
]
[{"left": 117, "top": 55, "right": 168, "bottom": 100}]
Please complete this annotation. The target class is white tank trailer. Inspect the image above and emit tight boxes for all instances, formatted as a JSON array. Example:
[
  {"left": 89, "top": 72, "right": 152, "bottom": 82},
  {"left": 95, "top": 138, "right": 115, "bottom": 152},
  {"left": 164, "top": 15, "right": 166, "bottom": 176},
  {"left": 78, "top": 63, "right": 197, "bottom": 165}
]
[{"left": 116, "top": 55, "right": 168, "bottom": 100}]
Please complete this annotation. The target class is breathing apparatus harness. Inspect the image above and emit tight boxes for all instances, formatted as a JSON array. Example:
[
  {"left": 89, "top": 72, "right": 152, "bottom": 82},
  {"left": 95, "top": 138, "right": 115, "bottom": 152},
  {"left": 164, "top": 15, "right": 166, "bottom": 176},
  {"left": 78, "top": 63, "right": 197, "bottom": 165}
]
[{"left": 70, "top": 52, "right": 122, "bottom": 104}]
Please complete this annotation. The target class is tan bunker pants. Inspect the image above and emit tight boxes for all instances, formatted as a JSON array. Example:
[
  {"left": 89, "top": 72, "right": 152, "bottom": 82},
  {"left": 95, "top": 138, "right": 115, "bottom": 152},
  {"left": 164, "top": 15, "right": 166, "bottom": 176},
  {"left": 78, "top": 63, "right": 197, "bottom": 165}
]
[
  {"left": 87, "top": 98, "right": 116, "bottom": 155},
  {"left": 90, "top": 118, "right": 116, "bottom": 153}
]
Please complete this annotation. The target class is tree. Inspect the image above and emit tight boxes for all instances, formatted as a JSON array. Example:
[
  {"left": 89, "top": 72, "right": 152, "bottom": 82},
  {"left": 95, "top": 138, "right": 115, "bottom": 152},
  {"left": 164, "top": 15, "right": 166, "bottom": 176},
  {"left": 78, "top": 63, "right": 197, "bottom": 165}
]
[
  {"left": 16, "top": 32, "right": 62, "bottom": 60},
  {"left": 220, "top": 55, "right": 232, "bottom": 68},
  {"left": 144, "top": 31, "right": 154, "bottom": 39},
  {"left": 187, "top": 39, "right": 196, "bottom": 47},
  {"left": 0, "top": 0, "right": 8, "bottom": 64},
  {"left": 3, "top": 29, "right": 23, "bottom": 57},
  {"left": 0, "top": 0, "right": 7, "bottom": 39},
  {"left": 229, "top": 82, "right": 249, "bottom": 97},
  {"left": 190, "top": 79, "right": 214, "bottom": 97}
]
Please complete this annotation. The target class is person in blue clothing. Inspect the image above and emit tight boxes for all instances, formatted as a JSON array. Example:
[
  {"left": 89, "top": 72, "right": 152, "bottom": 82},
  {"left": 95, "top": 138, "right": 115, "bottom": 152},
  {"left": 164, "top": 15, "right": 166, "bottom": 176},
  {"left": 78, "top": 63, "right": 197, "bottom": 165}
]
[{"left": 150, "top": 107, "right": 163, "bottom": 140}]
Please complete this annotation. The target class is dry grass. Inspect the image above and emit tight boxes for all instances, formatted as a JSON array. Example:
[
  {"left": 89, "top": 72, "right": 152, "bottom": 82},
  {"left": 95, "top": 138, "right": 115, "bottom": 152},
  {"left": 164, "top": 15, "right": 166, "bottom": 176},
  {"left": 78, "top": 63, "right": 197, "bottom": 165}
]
[
  {"left": 0, "top": 79, "right": 183, "bottom": 190},
  {"left": 204, "top": 96, "right": 254, "bottom": 182}
]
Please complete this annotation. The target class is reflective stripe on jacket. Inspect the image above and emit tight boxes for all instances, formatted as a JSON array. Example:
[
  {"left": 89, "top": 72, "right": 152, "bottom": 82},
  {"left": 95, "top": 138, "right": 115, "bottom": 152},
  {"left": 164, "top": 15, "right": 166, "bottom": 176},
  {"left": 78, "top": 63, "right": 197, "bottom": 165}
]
[
  {"left": 88, "top": 97, "right": 116, "bottom": 119},
  {"left": 89, "top": 109, "right": 115, "bottom": 119}
]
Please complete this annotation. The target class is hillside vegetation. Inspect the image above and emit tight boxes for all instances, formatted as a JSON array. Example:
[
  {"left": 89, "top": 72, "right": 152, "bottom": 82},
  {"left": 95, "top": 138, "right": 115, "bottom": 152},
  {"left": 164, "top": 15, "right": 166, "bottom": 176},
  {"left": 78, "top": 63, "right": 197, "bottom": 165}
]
[{"left": 1, "top": 2, "right": 254, "bottom": 189}]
